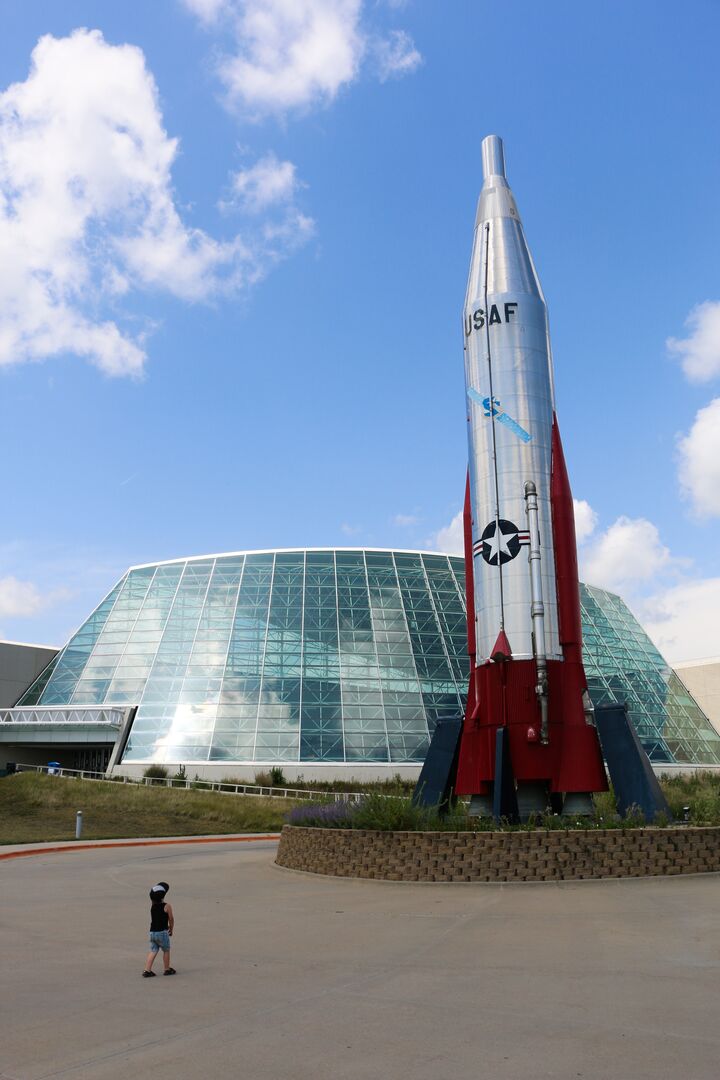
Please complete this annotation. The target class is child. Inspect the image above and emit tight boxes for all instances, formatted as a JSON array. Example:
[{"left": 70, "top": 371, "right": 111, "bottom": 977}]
[{"left": 142, "top": 881, "right": 176, "bottom": 977}]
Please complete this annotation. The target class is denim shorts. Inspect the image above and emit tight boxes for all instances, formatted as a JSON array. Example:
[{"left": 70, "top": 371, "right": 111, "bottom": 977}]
[{"left": 149, "top": 930, "right": 170, "bottom": 953}]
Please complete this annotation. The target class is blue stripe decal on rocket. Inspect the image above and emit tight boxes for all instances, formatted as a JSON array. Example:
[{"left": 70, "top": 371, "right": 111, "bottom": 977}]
[{"left": 467, "top": 388, "right": 532, "bottom": 443}]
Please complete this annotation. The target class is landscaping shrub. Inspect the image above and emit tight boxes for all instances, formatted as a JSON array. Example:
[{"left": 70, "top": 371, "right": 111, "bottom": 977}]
[
  {"left": 143, "top": 765, "right": 169, "bottom": 784},
  {"left": 591, "top": 788, "right": 618, "bottom": 821},
  {"left": 287, "top": 801, "right": 358, "bottom": 827},
  {"left": 351, "top": 794, "right": 465, "bottom": 831},
  {"left": 286, "top": 794, "right": 478, "bottom": 832},
  {"left": 659, "top": 771, "right": 720, "bottom": 823},
  {"left": 284, "top": 780, "right": 720, "bottom": 833}
]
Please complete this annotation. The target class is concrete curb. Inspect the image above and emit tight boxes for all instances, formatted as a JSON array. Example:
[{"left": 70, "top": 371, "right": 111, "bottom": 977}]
[{"left": 0, "top": 834, "right": 280, "bottom": 861}]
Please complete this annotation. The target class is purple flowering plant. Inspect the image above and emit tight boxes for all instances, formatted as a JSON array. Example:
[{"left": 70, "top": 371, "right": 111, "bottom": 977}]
[{"left": 287, "top": 800, "right": 359, "bottom": 828}]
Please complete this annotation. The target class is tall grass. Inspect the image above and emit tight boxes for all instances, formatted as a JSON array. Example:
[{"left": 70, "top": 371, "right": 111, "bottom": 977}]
[
  {"left": 658, "top": 771, "right": 720, "bottom": 824},
  {"left": 213, "top": 771, "right": 416, "bottom": 795},
  {"left": 0, "top": 772, "right": 292, "bottom": 844}
]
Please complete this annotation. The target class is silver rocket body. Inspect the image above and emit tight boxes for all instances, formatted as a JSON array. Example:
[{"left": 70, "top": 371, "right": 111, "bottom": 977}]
[{"left": 463, "top": 135, "right": 562, "bottom": 663}]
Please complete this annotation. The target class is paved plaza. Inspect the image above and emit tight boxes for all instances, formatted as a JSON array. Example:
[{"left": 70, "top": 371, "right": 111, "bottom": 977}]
[{"left": 2, "top": 838, "right": 719, "bottom": 1079}]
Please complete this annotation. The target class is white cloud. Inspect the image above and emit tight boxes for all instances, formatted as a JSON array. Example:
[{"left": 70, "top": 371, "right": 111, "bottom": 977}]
[
  {"left": 0, "top": 576, "right": 47, "bottom": 618},
  {"left": 667, "top": 301, "right": 720, "bottom": 383},
  {"left": 228, "top": 153, "right": 299, "bottom": 213},
  {"left": 259, "top": 210, "right": 315, "bottom": 251},
  {"left": 220, "top": 0, "right": 364, "bottom": 114},
  {"left": 340, "top": 522, "right": 362, "bottom": 536},
  {"left": 581, "top": 516, "right": 673, "bottom": 593},
  {"left": 573, "top": 498, "right": 598, "bottom": 543},
  {"left": 431, "top": 510, "right": 464, "bottom": 557},
  {"left": 677, "top": 397, "right": 720, "bottom": 517},
  {"left": 393, "top": 513, "right": 418, "bottom": 527},
  {"left": 641, "top": 578, "right": 720, "bottom": 664},
  {"left": 373, "top": 29, "right": 422, "bottom": 81},
  {"left": 182, "top": 0, "right": 229, "bottom": 23},
  {"left": 183, "top": 0, "right": 421, "bottom": 116},
  {"left": 0, "top": 29, "right": 310, "bottom": 376},
  {"left": 576, "top": 513, "right": 720, "bottom": 662}
]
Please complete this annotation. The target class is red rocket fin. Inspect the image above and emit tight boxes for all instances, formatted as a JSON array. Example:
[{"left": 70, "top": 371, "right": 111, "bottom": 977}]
[
  {"left": 463, "top": 472, "right": 476, "bottom": 665},
  {"left": 551, "top": 415, "right": 583, "bottom": 664},
  {"left": 490, "top": 630, "right": 512, "bottom": 663}
]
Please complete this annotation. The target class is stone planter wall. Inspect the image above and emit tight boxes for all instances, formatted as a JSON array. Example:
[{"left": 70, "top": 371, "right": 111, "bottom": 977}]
[{"left": 275, "top": 824, "right": 720, "bottom": 882}]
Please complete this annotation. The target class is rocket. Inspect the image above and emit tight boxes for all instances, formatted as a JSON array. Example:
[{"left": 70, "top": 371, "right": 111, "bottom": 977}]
[{"left": 456, "top": 135, "right": 607, "bottom": 816}]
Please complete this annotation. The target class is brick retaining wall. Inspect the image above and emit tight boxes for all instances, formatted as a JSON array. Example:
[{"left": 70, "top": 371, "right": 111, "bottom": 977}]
[{"left": 275, "top": 825, "right": 720, "bottom": 882}]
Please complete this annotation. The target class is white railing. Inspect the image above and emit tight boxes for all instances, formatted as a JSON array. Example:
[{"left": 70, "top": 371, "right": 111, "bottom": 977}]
[
  {"left": 0, "top": 707, "right": 125, "bottom": 727},
  {"left": 10, "top": 763, "right": 367, "bottom": 803}
]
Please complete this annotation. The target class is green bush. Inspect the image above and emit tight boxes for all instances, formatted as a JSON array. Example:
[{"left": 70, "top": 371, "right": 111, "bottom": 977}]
[
  {"left": 592, "top": 788, "right": 619, "bottom": 821},
  {"left": 143, "top": 765, "right": 169, "bottom": 785},
  {"left": 660, "top": 771, "right": 720, "bottom": 823},
  {"left": 350, "top": 794, "right": 469, "bottom": 831},
  {"left": 253, "top": 768, "right": 288, "bottom": 787},
  {"left": 684, "top": 793, "right": 718, "bottom": 824}
]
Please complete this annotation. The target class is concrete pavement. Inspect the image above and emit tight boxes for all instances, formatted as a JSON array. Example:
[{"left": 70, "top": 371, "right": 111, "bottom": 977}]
[{"left": 1, "top": 839, "right": 719, "bottom": 1079}]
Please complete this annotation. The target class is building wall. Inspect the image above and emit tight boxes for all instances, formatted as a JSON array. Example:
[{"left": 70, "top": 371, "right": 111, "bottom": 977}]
[
  {"left": 111, "top": 761, "right": 422, "bottom": 783},
  {"left": 0, "top": 642, "right": 57, "bottom": 708},
  {"left": 18, "top": 550, "right": 468, "bottom": 768},
  {"left": 0, "top": 744, "right": 112, "bottom": 772},
  {"left": 674, "top": 660, "right": 720, "bottom": 737}
]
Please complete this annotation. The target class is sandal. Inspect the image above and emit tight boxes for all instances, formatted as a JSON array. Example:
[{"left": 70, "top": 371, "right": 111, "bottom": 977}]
[
  {"left": 164, "top": 967, "right": 176, "bottom": 976},
  {"left": 142, "top": 970, "right": 156, "bottom": 978}
]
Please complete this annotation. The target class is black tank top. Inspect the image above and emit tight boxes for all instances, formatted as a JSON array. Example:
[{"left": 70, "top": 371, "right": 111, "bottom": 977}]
[{"left": 150, "top": 901, "right": 169, "bottom": 931}]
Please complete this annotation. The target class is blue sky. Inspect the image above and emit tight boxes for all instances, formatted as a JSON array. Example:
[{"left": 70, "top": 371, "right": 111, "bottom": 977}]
[{"left": 1, "top": 0, "right": 719, "bottom": 662}]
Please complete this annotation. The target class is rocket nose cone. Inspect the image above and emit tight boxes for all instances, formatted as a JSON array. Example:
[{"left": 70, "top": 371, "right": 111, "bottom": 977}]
[
  {"left": 474, "top": 134, "right": 521, "bottom": 228},
  {"left": 481, "top": 135, "right": 506, "bottom": 181}
]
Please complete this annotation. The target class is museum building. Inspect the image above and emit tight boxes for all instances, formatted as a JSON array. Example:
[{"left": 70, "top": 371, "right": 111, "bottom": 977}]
[{"left": 2, "top": 548, "right": 720, "bottom": 779}]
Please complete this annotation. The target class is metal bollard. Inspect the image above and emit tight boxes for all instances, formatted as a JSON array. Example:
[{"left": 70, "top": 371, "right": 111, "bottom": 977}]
[{"left": 75, "top": 810, "right": 83, "bottom": 839}]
